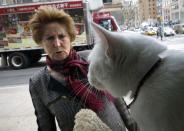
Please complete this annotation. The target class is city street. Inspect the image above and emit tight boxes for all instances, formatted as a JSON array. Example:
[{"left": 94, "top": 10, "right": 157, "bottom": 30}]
[
  {"left": 0, "top": 62, "right": 45, "bottom": 87},
  {"left": 0, "top": 86, "right": 37, "bottom": 131},
  {"left": 0, "top": 34, "right": 184, "bottom": 131},
  {"left": 0, "top": 58, "right": 46, "bottom": 131},
  {"left": 0, "top": 0, "right": 183, "bottom": 130},
  {"left": 161, "top": 34, "right": 184, "bottom": 50},
  {"left": 0, "top": 34, "right": 184, "bottom": 87}
]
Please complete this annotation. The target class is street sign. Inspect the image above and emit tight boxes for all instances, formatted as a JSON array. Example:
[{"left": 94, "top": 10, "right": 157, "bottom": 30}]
[{"left": 0, "top": 1, "right": 83, "bottom": 15}]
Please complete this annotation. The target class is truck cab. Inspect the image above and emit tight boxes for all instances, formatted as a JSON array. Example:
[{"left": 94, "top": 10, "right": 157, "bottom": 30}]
[{"left": 93, "top": 12, "right": 120, "bottom": 32}]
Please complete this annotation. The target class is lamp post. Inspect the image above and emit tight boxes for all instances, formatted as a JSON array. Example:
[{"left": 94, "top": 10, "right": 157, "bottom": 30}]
[{"left": 161, "top": 0, "right": 165, "bottom": 40}]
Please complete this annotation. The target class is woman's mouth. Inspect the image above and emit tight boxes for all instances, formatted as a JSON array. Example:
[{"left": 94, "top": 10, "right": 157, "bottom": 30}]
[
  {"left": 56, "top": 51, "right": 62, "bottom": 53},
  {"left": 56, "top": 50, "right": 66, "bottom": 54}
]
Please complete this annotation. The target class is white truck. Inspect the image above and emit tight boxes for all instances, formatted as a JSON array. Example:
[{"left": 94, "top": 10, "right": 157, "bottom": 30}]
[{"left": 0, "top": 0, "right": 103, "bottom": 69}]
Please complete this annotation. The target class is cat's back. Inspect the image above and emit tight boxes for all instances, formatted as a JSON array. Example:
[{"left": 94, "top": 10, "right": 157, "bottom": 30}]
[
  {"left": 157, "top": 50, "right": 184, "bottom": 79},
  {"left": 155, "top": 50, "right": 184, "bottom": 93},
  {"left": 139, "top": 49, "right": 184, "bottom": 99},
  {"left": 131, "top": 50, "right": 184, "bottom": 131}
]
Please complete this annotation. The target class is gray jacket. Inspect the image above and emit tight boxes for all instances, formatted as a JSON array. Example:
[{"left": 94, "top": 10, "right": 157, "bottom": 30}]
[{"left": 29, "top": 50, "right": 125, "bottom": 131}]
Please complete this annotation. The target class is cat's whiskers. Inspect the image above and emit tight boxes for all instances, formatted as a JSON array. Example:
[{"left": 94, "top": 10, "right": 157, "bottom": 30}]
[
  {"left": 70, "top": 69, "right": 86, "bottom": 104},
  {"left": 72, "top": 66, "right": 106, "bottom": 110},
  {"left": 83, "top": 84, "right": 90, "bottom": 108},
  {"left": 71, "top": 79, "right": 91, "bottom": 109},
  {"left": 81, "top": 82, "right": 93, "bottom": 106},
  {"left": 70, "top": 80, "right": 85, "bottom": 107}
]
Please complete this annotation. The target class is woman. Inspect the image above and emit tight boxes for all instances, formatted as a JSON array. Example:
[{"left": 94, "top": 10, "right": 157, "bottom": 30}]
[{"left": 29, "top": 6, "right": 126, "bottom": 131}]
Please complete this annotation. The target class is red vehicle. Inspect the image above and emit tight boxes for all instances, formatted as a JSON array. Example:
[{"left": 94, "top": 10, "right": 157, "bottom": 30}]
[{"left": 93, "top": 12, "right": 120, "bottom": 31}]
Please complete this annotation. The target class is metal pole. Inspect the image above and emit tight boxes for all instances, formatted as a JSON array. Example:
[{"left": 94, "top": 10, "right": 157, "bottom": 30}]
[
  {"left": 83, "top": 0, "right": 92, "bottom": 45},
  {"left": 162, "top": 0, "right": 165, "bottom": 40}
]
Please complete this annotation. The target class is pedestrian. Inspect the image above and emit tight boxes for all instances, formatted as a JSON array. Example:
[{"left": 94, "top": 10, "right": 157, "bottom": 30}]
[
  {"left": 28, "top": 6, "right": 126, "bottom": 131},
  {"left": 157, "top": 26, "right": 163, "bottom": 40}
]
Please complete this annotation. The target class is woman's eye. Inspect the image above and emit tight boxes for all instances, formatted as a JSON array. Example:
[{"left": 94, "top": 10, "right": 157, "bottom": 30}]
[
  {"left": 47, "top": 36, "right": 54, "bottom": 41},
  {"left": 58, "top": 34, "right": 65, "bottom": 39}
]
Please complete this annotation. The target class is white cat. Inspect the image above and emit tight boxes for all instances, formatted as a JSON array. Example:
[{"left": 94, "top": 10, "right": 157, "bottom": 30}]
[{"left": 87, "top": 22, "right": 184, "bottom": 131}]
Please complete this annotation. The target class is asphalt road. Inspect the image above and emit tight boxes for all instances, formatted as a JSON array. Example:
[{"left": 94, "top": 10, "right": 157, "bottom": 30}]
[{"left": 0, "top": 58, "right": 46, "bottom": 88}]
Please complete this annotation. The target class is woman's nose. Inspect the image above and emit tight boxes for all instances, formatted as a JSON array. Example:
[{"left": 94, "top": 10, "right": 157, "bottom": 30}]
[{"left": 53, "top": 37, "right": 62, "bottom": 47}]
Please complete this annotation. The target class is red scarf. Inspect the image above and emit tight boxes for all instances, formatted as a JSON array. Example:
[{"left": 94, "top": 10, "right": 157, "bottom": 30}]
[{"left": 46, "top": 49, "right": 114, "bottom": 112}]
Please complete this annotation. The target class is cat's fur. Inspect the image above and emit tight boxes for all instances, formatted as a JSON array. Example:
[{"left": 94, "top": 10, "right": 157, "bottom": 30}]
[{"left": 87, "top": 22, "right": 184, "bottom": 131}]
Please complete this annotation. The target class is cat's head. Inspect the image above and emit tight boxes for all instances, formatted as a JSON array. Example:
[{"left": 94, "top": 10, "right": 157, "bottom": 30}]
[{"left": 87, "top": 22, "right": 166, "bottom": 97}]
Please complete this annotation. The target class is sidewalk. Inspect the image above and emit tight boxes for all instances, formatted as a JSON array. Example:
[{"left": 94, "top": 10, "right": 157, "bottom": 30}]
[{"left": 0, "top": 85, "right": 37, "bottom": 131}]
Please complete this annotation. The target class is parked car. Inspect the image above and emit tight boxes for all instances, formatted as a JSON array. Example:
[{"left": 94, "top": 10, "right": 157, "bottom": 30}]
[
  {"left": 173, "top": 24, "right": 184, "bottom": 34},
  {"left": 144, "top": 27, "right": 157, "bottom": 36},
  {"left": 134, "top": 28, "right": 144, "bottom": 34},
  {"left": 164, "top": 27, "right": 175, "bottom": 36}
]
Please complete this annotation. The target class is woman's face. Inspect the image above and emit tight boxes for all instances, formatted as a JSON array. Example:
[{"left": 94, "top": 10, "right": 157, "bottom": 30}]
[{"left": 41, "top": 22, "right": 71, "bottom": 61}]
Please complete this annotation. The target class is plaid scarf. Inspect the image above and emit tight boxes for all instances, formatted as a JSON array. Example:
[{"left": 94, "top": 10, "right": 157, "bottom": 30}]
[{"left": 46, "top": 49, "right": 114, "bottom": 112}]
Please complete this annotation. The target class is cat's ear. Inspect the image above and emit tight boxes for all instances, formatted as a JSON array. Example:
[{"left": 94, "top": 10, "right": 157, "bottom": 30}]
[
  {"left": 91, "top": 22, "right": 115, "bottom": 59},
  {"left": 91, "top": 22, "right": 108, "bottom": 47}
]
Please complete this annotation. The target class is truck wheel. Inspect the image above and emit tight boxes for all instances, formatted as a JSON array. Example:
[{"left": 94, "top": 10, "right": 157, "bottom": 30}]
[{"left": 8, "top": 52, "right": 30, "bottom": 69}]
